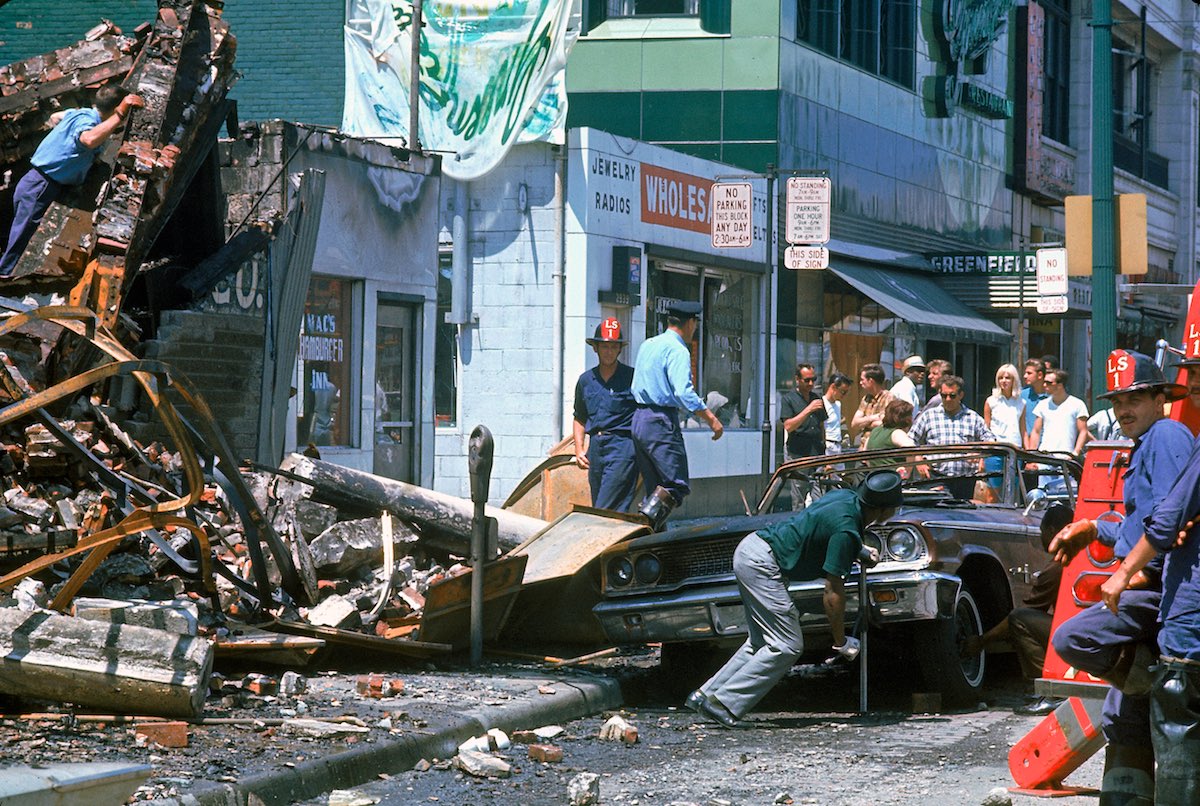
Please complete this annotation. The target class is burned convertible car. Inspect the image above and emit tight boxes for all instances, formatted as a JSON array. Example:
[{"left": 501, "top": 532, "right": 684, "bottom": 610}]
[{"left": 593, "top": 443, "right": 1080, "bottom": 703}]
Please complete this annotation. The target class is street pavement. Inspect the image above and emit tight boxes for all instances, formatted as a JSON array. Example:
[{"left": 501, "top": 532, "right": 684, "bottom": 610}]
[{"left": 3, "top": 650, "right": 1112, "bottom": 805}]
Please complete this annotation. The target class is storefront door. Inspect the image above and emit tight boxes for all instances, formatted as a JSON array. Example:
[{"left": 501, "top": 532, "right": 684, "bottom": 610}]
[{"left": 373, "top": 298, "right": 421, "bottom": 482}]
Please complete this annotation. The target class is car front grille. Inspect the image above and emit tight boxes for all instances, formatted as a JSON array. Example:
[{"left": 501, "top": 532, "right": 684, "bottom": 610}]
[{"left": 654, "top": 536, "right": 740, "bottom": 586}]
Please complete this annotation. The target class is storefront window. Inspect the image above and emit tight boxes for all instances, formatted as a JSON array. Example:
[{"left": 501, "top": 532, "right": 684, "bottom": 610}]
[
  {"left": 297, "top": 277, "right": 355, "bottom": 448},
  {"left": 648, "top": 260, "right": 759, "bottom": 428}
]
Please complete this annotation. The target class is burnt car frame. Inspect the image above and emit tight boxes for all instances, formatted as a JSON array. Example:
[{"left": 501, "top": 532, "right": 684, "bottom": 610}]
[{"left": 593, "top": 443, "right": 1080, "bottom": 703}]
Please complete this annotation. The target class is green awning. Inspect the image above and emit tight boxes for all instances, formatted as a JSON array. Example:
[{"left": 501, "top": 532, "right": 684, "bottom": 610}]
[{"left": 829, "top": 262, "right": 1011, "bottom": 345}]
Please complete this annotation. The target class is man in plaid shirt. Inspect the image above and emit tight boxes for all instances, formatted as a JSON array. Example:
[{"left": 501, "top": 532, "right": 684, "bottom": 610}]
[{"left": 910, "top": 374, "right": 995, "bottom": 499}]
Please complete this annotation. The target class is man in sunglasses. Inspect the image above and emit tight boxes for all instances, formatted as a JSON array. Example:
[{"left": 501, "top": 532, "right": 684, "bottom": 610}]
[
  {"left": 909, "top": 374, "right": 994, "bottom": 500},
  {"left": 1029, "top": 368, "right": 1090, "bottom": 458}
]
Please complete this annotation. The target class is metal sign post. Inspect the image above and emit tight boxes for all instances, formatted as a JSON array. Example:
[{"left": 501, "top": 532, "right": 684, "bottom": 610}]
[{"left": 467, "top": 424, "right": 494, "bottom": 667}]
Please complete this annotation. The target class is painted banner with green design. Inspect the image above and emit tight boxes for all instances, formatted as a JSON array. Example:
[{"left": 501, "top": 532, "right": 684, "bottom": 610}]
[{"left": 344, "top": 0, "right": 576, "bottom": 181}]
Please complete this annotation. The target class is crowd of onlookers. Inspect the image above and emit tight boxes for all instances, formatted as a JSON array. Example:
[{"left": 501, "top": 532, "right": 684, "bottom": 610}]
[{"left": 780, "top": 353, "right": 1109, "bottom": 468}]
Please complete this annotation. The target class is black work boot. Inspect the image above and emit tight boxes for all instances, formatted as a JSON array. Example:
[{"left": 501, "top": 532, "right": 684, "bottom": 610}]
[
  {"left": 1098, "top": 743, "right": 1154, "bottom": 806},
  {"left": 1151, "top": 661, "right": 1200, "bottom": 806},
  {"left": 638, "top": 486, "right": 676, "bottom": 530}
]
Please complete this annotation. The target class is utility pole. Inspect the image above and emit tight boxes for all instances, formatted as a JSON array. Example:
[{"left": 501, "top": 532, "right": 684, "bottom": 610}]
[{"left": 1090, "top": 0, "right": 1116, "bottom": 400}]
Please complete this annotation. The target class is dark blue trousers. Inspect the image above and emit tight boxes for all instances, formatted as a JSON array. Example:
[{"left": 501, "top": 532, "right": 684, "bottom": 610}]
[
  {"left": 631, "top": 406, "right": 690, "bottom": 504},
  {"left": 1051, "top": 590, "right": 1161, "bottom": 744},
  {"left": 588, "top": 432, "right": 642, "bottom": 512},
  {"left": 1, "top": 167, "right": 62, "bottom": 277}
]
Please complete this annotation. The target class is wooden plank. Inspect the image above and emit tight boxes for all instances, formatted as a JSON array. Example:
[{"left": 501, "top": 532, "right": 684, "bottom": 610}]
[{"left": 264, "top": 619, "right": 452, "bottom": 659}]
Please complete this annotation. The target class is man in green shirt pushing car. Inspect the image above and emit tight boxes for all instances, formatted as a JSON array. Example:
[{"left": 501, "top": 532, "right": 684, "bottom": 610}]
[{"left": 687, "top": 470, "right": 904, "bottom": 728}]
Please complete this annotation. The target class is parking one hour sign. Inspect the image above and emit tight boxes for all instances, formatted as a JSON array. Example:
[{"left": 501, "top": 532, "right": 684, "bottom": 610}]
[
  {"left": 710, "top": 182, "right": 753, "bottom": 248},
  {"left": 785, "top": 176, "right": 831, "bottom": 245}
]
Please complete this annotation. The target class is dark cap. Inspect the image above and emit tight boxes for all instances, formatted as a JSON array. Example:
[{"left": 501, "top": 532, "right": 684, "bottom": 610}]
[
  {"left": 1098, "top": 349, "right": 1186, "bottom": 401},
  {"left": 858, "top": 470, "right": 904, "bottom": 509},
  {"left": 666, "top": 300, "right": 703, "bottom": 320},
  {"left": 586, "top": 317, "right": 626, "bottom": 346},
  {"left": 1170, "top": 339, "right": 1200, "bottom": 370}
]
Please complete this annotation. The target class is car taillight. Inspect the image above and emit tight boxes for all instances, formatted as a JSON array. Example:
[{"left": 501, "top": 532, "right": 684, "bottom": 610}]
[
  {"left": 1087, "top": 541, "right": 1116, "bottom": 567},
  {"left": 1072, "top": 572, "right": 1107, "bottom": 605}
]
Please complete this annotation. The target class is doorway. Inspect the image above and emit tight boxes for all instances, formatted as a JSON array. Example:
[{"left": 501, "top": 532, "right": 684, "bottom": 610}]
[{"left": 373, "top": 297, "right": 421, "bottom": 482}]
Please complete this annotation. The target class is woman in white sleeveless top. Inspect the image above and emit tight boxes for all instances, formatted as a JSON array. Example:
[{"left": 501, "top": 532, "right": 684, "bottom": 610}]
[{"left": 984, "top": 363, "right": 1026, "bottom": 447}]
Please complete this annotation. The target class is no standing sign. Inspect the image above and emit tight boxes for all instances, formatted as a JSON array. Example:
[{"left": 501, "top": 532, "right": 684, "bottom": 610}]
[{"left": 785, "top": 176, "right": 831, "bottom": 245}]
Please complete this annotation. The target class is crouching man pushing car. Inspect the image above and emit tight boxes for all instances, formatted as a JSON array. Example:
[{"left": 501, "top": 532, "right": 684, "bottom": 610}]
[{"left": 686, "top": 471, "right": 904, "bottom": 728}]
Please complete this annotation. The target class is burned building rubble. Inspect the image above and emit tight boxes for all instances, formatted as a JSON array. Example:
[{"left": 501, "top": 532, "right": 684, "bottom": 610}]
[{"left": 0, "top": 1, "right": 636, "bottom": 731}]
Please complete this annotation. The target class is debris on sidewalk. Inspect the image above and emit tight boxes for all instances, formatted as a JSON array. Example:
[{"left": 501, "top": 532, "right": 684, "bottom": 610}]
[
  {"left": 568, "top": 772, "right": 601, "bottom": 806},
  {"left": 455, "top": 748, "right": 513, "bottom": 779},
  {"left": 598, "top": 714, "right": 639, "bottom": 744}
]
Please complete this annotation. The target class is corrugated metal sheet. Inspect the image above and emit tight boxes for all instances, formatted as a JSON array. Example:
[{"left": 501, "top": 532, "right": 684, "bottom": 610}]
[{"left": 257, "top": 168, "right": 326, "bottom": 464}]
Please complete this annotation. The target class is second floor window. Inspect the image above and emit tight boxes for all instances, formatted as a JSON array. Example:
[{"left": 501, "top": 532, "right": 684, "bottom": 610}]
[
  {"left": 608, "top": 0, "right": 698, "bottom": 15},
  {"left": 796, "top": 0, "right": 915, "bottom": 90},
  {"left": 1041, "top": 0, "right": 1070, "bottom": 144}
]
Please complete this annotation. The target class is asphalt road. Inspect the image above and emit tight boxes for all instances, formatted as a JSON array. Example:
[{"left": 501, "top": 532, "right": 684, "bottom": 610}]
[{"left": 305, "top": 657, "right": 1108, "bottom": 806}]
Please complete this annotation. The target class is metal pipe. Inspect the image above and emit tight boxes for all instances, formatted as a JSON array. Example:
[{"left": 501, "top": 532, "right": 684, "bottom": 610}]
[
  {"left": 1090, "top": 0, "right": 1116, "bottom": 402},
  {"left": 450, "top": 181, "right": 470, "bottom": 324},
  {"left": 762, "top": 166, "right": 776, "bottom": 478},
  {"left": 407, "top": 0, "right": 423, "bottom": 152},
  {"left": 552, "top": 145, "right": 567, "bottom": 439}
]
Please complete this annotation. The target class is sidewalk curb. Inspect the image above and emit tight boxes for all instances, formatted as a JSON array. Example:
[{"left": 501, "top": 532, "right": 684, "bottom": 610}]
[{"left": 150, "top": 675, "right": 623, "bottom": 806}]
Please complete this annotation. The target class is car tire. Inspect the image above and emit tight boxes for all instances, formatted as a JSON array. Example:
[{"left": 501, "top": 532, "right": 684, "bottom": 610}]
[{"left": 912, "top": 587, "right": 986, "bottom": 706}]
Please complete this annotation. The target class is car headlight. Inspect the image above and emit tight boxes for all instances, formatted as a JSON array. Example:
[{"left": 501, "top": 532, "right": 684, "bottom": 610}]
[
  {"left": 862, "top": 529, "right": 884, "bottom": 556},
  {"left": 634, "top": 553, "right": 662, "bottom": 584},
  {"left": 886, "top": 527, "right": 925, "bottom": 562},
  {"left": 608, "top": 556, "right": 634, "bottom": 587}
]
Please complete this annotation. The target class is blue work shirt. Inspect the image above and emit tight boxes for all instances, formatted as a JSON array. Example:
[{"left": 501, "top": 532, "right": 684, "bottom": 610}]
[
  {"left": 573, "top": 363, "right": 635, "bottom": 434},
  {"left": 631, "top": 330, "right": 706, "bottom": 413},
  {"left": 1020, "top": 386, "right": 1048, "bottom": 434},
  {"left": 1144, "top": 434, "right": 1200, "bottom": 660},
  {"left": 31, "top": 108, "right": 103, "bottom": 185},
  {"left": 1095, "top": 417, "right": 1193, "bottom": 564}
]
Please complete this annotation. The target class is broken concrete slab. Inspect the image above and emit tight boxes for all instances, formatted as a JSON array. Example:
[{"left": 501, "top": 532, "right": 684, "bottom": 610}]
[
  {"left": 306, "top": 594, "right": 360, "bottom": 630},
  {"left": 0, "top": 608, "right": 212, "bottom": 718},
  {"left": 455, "top": 749, "right": 512, "bottom": 779},
  {"left": 72, "top": 596, "right": 199, "bottom": 635},
  {"left": 309, "top": 516, "right": 418, "bottom": 577},
  {"left": 0, "top": 762, "right": 151, "bottom": 805}
]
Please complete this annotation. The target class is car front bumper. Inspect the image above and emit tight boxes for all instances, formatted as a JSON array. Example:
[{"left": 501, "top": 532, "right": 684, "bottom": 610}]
[{"left": 592, "top": 570, "right": 963, "bottom": 645}]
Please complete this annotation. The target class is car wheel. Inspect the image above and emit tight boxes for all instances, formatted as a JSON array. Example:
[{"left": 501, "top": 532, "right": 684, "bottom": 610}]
[{"left": 912, "top": 587, "right": 986, "bottom": 706}]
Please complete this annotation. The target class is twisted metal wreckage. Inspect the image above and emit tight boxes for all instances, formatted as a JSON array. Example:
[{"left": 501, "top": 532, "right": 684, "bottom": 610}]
[{"left": 0, "top": 2, "right": 303, "bottom": 623}]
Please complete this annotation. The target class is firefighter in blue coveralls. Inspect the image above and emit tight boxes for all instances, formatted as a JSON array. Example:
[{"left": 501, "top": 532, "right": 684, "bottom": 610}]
[
  {"left": 631, "top": 300, "right": 723, "bottom": 528},
  {"left": 1101, "top": 425, "right": 1200, "bottom": 804},
  {"left": 1047, "top": 349, "right": 1192, "bottom": 802},
  {"left": 571, "top": 318, "right": 643, "bottom": 512}
]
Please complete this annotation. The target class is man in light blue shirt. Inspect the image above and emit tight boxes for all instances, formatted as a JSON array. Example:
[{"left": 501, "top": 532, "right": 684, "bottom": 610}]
[
  {"left": 631, "top": 300, "right": 723, "bottom": 527},
  {"left": 1, "top": 85, "right": 143, "bottom": 278}
]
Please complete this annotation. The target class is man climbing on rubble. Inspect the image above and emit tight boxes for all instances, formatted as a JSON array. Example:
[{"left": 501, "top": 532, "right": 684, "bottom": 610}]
[{"left": 1, "top": 85, "right": 144, "bottom": 278}]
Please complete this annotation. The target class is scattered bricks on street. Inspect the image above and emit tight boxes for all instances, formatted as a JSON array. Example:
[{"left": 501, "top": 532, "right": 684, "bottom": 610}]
[
  {"left": 133, "top": 720, "right": 189, "bottom": 748},
  {"left": 386, "top": 678, "right": 405, "bottom": 696},
  {"left": 528, "top": 743, "right": 563, "bottom": 763},
  {"left": 455, "top": 749, "right": 512, "bottom": 779},
  {"left": 598, "top": 714, "right": 638, "bottom": 744},
  {"left": 568, "top": 772, "right": 601, "bottom": 806},
  {"left": 512, "top": 729, "right": 540, "bottom": 744},
  {"left": 357, "top": 674, "right": 385, "bottom": 699},
  {"left": 242, "top": 673, "right": 279, "bottom": 697},
  {"left": 398, "top": 585, "right": 425, "bottom": 612}
]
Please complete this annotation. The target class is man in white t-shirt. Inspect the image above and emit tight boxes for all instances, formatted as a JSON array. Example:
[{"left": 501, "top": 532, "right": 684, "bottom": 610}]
[
  {"left": 822, "top": 372, "right": 852, "bottom": 454},
  {"left": 1030, "top": 367, "right": 1090, "bottom": 457},
  {"left": 890, "top": 355, "right": 925, "bottom": 411}
]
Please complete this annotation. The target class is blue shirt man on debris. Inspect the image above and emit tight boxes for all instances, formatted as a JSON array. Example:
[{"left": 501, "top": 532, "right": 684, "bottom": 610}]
[
  {"left": 1048, "top": 349, "right": 1193, "bottom": 800},
  {"left": 630, "top": 300, "right": 723, "bottom": 528},
  {"left": 1, "top": 85, "right": 144, "bottom": 278},
  {"left": 572, "top": 318, "right": 644, "bottom": 512}
]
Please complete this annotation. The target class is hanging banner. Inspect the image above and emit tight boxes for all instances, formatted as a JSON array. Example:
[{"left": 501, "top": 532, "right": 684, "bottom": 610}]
[{"left": 343, "top": 0, "right": 577, "bottom": 181}]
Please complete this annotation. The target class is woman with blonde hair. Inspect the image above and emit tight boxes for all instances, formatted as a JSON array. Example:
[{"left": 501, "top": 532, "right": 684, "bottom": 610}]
[{"left": 984, "top": 363, "right": 1027, "bottom": 447}]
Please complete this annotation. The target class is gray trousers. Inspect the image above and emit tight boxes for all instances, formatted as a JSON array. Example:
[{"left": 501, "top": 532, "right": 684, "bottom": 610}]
[{"left": 700, "top": 532, "right": 805, "bottom": 719}]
